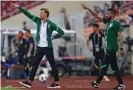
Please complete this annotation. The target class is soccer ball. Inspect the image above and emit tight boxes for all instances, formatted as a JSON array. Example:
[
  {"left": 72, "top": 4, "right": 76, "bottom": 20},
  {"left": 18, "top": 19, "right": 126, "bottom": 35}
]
[{"left": 39, "top": 74, "right": 48, "bottom": 82}]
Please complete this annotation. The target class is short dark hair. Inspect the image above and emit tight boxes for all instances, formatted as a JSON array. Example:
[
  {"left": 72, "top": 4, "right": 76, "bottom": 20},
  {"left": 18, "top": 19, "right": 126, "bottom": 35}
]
[
  {"left": 92, "top": 23, "right": 99, "bottom": 28},
  {"left": 18, "top": 31, "right": 23, "bottom": 35},
  {"left": 40, "top": 8, "right": 49, "bottom": 17},
  {"left": 107, "top": 8, "right": 116, "bottom": 16},
  {"left": 25, "top": 29, "right": 31, "bottom": 34}
]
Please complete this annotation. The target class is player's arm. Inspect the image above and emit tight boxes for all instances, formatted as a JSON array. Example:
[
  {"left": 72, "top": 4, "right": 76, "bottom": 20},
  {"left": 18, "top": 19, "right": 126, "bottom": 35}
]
[
  {"left": 115, "top": 21, "right": 124, "bottom": 56},
  {"left": 118, "top": 31, "right": 125, "bottom": 57},
  {"left": 11, "top": 2, "right": 39, "bottom": 23},
  {"left": 118, "top": 32, "right": 123, "bottom": 50},
  {"left": 51, "top": 21, "right": 65, "bottom": 40},
  {"left": 86, "top": 39, "right": 91, "bottom": 50},
  {"left": 115, "top": 21, "right": 123, "bottom": 49},
  {"left": 81, "top": 4, "right": 103, "bottom": 21},
  {"left": 87, "top": 34, "right": 93, "bottom": 51}
]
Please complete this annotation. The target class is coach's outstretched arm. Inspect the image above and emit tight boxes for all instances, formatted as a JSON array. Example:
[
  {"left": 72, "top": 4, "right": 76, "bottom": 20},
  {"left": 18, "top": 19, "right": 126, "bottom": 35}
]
[
  {"left": 11, "top": 2, "right": 39, "bottom": 23},
  {"left": 81, "top": 4, "right": 103, "bottom": 21}
]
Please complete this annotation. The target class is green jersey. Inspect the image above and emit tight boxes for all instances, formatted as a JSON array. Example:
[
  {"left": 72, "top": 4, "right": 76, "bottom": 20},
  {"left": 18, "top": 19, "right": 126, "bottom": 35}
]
[{"left": 103, "top": 17, "right": 122, "bottom": 52}]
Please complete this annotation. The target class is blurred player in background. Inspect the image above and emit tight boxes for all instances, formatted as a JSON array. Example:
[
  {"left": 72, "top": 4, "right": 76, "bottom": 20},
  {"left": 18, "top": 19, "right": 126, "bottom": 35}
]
[
  {"left": 11, "top": 2, "right": 64, "bottom": 88},
  {"left": 24, "top": 30, "right": 35, "bottom": 78},
  {"left": 87, "top": 23, "right": 109, "bottom": 81},
  {"left": 81, "top": 4, "right": 125, "bottom": 90},
  {"left": 17, "top": 31, "right": 27, "bottom": 65},
  {"left": 23, "top": 21, "right": 29, "bottom": 30}
]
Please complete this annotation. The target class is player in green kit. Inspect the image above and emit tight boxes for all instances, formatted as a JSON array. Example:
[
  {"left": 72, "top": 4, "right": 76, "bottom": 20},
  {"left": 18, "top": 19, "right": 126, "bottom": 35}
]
[{"left": 81, "top": 4, "right": 125, "bottom": 90}]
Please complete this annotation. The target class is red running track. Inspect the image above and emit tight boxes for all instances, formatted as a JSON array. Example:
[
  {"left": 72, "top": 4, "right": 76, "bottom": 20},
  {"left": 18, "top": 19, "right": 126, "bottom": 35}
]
[{"left": 1, "top": 76, "right": 133, "bottom": 90}]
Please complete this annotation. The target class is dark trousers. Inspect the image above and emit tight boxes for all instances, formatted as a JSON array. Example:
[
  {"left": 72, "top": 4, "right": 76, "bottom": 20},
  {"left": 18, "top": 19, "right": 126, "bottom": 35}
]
[
  {"left": 93, "top": 49, "right": 105, "bottom": 68},
  {"left": 96, "top": 50, "right": 123, "bottom": 84},
  {"left": 93, "top": 50, "right": 107, "bottom": 75},
  {"left": 29, "top": 46, "right": 59, "bottom": 81},
  {"left": 24, "top": 56, "right": 33, "bottom": 76},
  {"left": 18, "top": 54, "right": 24, "bottom": 65}
]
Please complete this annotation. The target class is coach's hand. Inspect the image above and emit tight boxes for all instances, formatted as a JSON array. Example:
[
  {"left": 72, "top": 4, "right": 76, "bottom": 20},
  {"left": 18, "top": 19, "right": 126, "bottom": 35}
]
[
  {"left": 88, "top": 47, "right": 93, "bottom": 52},
  {"left": 81, "top": 4, "right": 89, "bottom": 10},
  {"left": 11, "top": 2, "right": 19, "bottom": 9},
  {"left": 51, "top": 36, "right": 54, "bottom": 40},
  {"left": 120, "top": 49, "right": 125, "bottom": 57}
]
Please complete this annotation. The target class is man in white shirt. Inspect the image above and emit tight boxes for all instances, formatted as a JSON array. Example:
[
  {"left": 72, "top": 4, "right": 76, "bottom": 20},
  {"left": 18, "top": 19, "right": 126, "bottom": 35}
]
[{"left": 11, "top": 3, "right": 64, "bottom": 88}]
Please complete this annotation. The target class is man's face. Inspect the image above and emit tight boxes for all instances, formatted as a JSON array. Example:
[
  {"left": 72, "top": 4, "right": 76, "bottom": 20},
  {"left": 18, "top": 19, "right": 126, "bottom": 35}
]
[
  {"left": 40, "top": 10, "right": 47, "bottom": 19},
  {"left": 24, "top": 31, "right": 29, "bottom": 38},
  {"left": 17, "top": 33, "right": 23, "bottom": 39},
  {"left": 105, "top": 11, "right": 114, "bottom": 21},
  {"left": 92, "top": 26, "right": 98, "bottom": 33}
]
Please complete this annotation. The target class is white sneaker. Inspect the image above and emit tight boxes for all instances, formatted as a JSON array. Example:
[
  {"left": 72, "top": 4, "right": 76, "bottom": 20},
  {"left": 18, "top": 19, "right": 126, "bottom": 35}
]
[
  {"left": 103, "top": 75, "right": 110, "bottom": 81},
  {"left": 34, "top": 76, "right": 38, "bottom": 79},
  {"left": 113, "top": 84, "right": 126, "bottom": 90}
]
